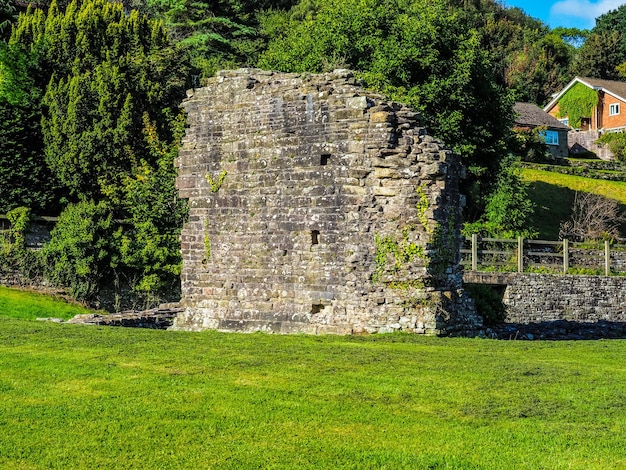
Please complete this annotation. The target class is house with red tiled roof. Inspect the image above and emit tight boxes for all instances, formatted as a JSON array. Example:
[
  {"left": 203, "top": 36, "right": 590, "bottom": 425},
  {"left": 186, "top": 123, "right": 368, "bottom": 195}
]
[{"left": 544, "top": 76, "right": 626, "bottom": 159}]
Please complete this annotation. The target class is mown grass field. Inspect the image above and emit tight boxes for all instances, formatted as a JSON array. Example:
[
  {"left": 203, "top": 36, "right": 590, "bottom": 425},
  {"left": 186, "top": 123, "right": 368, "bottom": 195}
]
[
  {"left": 1, "top": 295, "right": 626, "bottom": 469},
  {"left": 522, "top": 168, "right": 626, "bottom": 205}
]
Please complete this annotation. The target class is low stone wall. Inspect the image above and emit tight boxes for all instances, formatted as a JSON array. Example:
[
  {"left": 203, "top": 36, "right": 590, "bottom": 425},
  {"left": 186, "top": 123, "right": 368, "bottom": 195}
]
[
  {"left": 0, "top": 269, "right": 46, "bottom": 290},
  {"left": 501, "top": 273, "right": 626, "bottom": 323}
]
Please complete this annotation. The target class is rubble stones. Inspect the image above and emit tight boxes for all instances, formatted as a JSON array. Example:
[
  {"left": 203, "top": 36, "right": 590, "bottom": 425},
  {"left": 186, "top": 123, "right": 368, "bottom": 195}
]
[{"left": 66, "top": 305, "right": 182, "bottom": 329}]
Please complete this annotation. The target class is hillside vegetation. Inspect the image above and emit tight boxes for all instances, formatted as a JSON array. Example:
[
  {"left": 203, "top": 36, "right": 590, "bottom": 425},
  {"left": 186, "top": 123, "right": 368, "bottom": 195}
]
[{"left": 0, "top": 0, "right": 623, "bottom": 305}]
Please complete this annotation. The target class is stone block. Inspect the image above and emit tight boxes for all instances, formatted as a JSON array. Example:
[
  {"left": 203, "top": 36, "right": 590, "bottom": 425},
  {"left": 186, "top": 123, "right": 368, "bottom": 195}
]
[{"left": 369, "top": 112, "right": 391, "bottom": 123}]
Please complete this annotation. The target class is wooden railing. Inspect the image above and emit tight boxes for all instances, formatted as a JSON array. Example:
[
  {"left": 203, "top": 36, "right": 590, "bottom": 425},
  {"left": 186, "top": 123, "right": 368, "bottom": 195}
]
[{"left": 461, "top": 235, "right": 625, "bottom": 276}]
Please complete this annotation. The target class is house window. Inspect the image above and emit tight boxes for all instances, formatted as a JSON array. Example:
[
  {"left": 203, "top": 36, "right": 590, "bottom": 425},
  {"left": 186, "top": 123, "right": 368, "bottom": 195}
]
[
  {"left": 610, "top": 103, "right": 620, "bottom": 116},
  {"left": 541, "top": 130, "right": 559, "bottom": 145}
]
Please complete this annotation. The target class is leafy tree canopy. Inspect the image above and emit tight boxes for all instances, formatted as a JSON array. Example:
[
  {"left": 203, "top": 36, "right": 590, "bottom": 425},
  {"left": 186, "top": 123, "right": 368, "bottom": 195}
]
[
  {"left": 259, "top": 0, "right": 513, "bottom": 202},
  {"left": 572, "top": 5, "right": 626, "bottom": 79},
  {"left": 0, "top": 43, "right": 63, "bottom": 213},
  {"left": 131, "top": 0, "right": 299, "bottom": 79},
  {"left": 1, "top": 0, "right": 191, "bottom": 305},
  {"left": 9, "top": 0, "right": 189, "bottom": 198}
]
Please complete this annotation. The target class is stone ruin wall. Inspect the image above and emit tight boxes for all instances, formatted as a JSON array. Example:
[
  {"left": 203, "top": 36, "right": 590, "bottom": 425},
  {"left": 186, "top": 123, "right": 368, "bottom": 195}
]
[{"left": 172, "top": 69, "right": 480, "bottom": 335}]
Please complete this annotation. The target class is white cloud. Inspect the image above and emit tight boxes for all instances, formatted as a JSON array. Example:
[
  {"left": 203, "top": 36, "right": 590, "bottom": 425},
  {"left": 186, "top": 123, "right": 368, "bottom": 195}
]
[{"left": 550, "top": 0, "right": 626, "bottom": 28}]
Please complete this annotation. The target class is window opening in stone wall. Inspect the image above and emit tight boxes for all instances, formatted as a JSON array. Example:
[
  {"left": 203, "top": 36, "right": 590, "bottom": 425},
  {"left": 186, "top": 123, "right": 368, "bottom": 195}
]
[
  {"left": 311, "top": 230, "right": 320, "bottom": 245},
  {"left": 320, "top": 154, "right": 331, "bottom": 166},
  {"left": 311, "top": 304, "right": 323, "bottom": 314}
]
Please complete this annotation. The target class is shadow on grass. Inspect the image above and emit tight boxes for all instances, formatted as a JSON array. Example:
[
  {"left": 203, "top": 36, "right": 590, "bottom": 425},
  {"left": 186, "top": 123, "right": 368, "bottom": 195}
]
[
  {"left": 488, "top": 319, "right": 626, "bottom": 340},
  {"left": 526, "top": 181, "right": 575, "bottom": 240},
  {"left": 527, "top": 180, "right": 626, "bottom": 239}
]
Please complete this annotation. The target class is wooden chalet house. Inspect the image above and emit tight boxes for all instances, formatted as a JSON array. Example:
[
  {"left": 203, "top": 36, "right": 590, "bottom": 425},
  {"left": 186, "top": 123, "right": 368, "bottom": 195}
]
[
  {"left": 513, "top": 102, "right": 569, "bottom": 159},
  {"left": 544, "top": 76, "right": 626, "bottom": 159}
]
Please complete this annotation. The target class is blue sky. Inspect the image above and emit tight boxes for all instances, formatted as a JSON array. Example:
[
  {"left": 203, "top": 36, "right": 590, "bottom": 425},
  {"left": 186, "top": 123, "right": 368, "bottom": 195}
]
[{"left": 504, "top": 0, "right": 626, "bottom": 30}]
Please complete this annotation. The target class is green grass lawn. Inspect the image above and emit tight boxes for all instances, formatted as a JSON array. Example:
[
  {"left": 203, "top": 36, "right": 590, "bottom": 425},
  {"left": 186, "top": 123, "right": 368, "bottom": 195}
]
[
  {"left": 1, "top": 314, "right": 625, "bottom": 469},
  {"left": 0, "top": 285, "right": 94, "bottom": 320}
]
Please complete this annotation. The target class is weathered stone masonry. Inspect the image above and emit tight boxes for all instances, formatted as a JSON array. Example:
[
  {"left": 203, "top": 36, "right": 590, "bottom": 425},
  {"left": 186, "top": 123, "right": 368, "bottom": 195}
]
[
  {"left": 172, "top": 69, "right": 480, "bottom": 334},
  {"left": 503, "top": 274, "right": 626, "bottom": 324}
]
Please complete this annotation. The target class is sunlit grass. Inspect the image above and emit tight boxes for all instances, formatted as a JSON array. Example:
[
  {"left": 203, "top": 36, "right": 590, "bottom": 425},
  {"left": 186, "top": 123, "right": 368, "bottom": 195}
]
[
  {"left": 523, "top": 168, "right": 626, "bottom": 205},
  {"left": 523, "top": 168, "right": 626, "bottom": 239},
  {"left": 0, "top": 285, "right": 94, "bottom": 320},
  {"left": 0, "top": 317, "right": 625, "bottom": 469}
]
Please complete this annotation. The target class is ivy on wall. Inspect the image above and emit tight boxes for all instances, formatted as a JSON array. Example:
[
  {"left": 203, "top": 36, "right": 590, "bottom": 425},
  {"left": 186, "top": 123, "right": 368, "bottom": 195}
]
[
  {"left": 557, "top": 82, "right": 598, "bottom": 128},
  {"left": 373, "top": 227, "right": 426, "bottom": 284}
]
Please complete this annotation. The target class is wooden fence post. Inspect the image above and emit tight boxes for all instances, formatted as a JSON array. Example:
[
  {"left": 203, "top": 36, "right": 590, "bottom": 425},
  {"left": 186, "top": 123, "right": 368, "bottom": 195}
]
[
  {"left": 471, "top": 233, "right": 478, "bottom": 271},
  {"left": 517, "top": 236, "right": 524, "bottom": 273},
  {"left": 605, "top": 240, "right": 611, "bottom": 276},
  {"left": 563, "top": 239, "right": 569, "bottom": 274}
]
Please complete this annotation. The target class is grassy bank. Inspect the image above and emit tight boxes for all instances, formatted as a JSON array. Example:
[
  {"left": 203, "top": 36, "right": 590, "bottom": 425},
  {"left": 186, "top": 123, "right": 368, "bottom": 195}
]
[
  {"left": 0, "top": 317, "right": 625, "bottom": 469},
  {"left": 0, "top": 285, "right": 94, "bottom": 320},
  {"left": 523, "top": 168, "right": 626, "bottom": 239},
  {"left": 522, "top": 168, "right": 626, "bottom": 204}
]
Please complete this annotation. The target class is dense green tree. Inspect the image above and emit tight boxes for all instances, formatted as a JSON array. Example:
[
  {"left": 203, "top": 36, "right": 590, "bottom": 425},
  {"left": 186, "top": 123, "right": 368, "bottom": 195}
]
[
  {"left": 462, "top": 155, "right": 536, "bottom": 238},
  {"left": 571, "top": 5, "right": 626, "bottom": 79},
  {"left": 1, "top": 0, "right": 190, "bottom": 305},
  {"left": 448, "top": 1, "right": 573, "bottom": 105},
  {"left": 0, "top": 44, "right": 62, "bottom": 213},
  {"left": 504, "top": 30, "right": 574, "bottom": 105},
  {"left": 572, "top": 30, "right": 623, "bottom": 80},
  {"left": 0, "top": 0, "right": 15, "bottom": 38},
  {"left": 8, "top": 0, "right": 190, "bottom": 198},
  {"left": 259, "top": 0, "right": 513, "bottom": 207},
  {"left": 133, "top": 0, "right": 299, "bottom": 79},
  {"left": 42, "top": 199, "right": 115, "bottom": 300},
  {"left": 111, "top": 113, "right": 189, "bottom": 304}
]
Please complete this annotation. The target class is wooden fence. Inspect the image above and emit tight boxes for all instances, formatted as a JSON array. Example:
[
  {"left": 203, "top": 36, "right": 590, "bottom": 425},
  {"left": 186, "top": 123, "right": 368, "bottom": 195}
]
[{"left": 461, "top": 235, "right": 626, "bottom": 276}]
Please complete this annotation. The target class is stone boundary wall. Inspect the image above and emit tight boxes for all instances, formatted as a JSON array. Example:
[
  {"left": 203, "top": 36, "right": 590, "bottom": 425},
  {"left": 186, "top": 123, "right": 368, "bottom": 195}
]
[
  {"left": 0, "top": 216, "right": 55, "bottom": 249},
  {"left": 0, "top": 269, "right": 45, "bottom": 289},
  {"left": 569, "top": 129, "right": 613, "bottom": 160},
  {"left": 173, "top": 68, "right": 480, "bottom": 335},
  {"left": 501, "top": 273, "right": 626, "bottom": 323}
]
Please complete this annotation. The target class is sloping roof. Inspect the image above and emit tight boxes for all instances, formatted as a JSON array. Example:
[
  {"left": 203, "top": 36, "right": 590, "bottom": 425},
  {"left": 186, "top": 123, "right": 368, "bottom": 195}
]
[
  {"left": 514, "top": 102, "right": 569, "bottom": 130},
  {"left": 544, "top": 76, "right": 626, "bottom": 112}
]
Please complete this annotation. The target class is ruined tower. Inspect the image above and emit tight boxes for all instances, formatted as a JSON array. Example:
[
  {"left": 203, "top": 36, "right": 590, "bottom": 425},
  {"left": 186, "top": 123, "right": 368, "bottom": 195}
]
[{"left": 172, "top": 69, "right": 480, "bottom": 334}]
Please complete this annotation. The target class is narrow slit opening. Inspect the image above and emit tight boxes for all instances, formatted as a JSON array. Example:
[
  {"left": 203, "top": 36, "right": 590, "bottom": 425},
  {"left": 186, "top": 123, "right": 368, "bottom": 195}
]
[
  {"left": 311, "top": 230, "right": 320, "bottom": 245},
  {"left": 320, "top": 154, "right": 330, "bottom": 166}
]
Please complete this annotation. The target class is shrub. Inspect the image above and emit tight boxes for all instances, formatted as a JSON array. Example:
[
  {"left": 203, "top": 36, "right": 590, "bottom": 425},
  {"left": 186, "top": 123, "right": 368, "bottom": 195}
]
[
  {"left": 463, "top": 155, "right": 537, "bottom": 239},
  {"left": 596, "top": 131, "right": 626, "bottom": 161},
  {"left": 42, "top": 201, "right": 114, "bottom": 300},
  {"left": 464, "top": 283, "right": 506, "bottom": 325},
  {"left": 558, "top": 191, "right": 626, "bottom": 241}
]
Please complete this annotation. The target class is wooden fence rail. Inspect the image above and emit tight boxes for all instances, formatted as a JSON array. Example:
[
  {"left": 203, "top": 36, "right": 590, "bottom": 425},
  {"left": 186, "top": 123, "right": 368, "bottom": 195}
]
[{"left": 461, "top": 235, "right": 622, "bottom": 276}]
